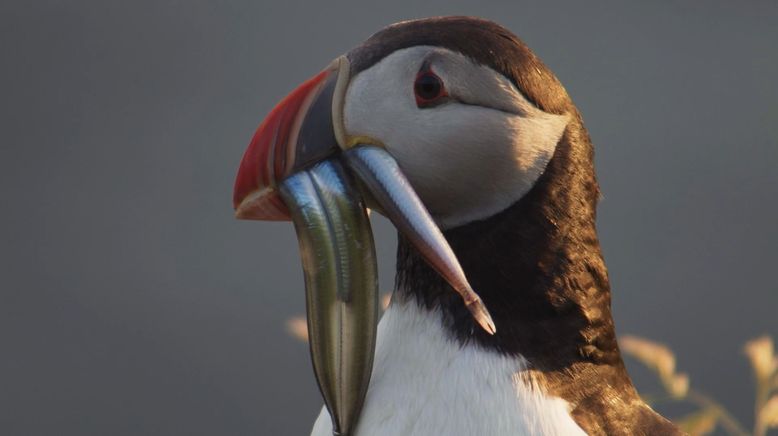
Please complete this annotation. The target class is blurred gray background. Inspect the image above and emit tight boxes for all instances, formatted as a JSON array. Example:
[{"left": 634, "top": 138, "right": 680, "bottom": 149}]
[{"left": 1, "top": 1, "right": 777, "bottom": 435}]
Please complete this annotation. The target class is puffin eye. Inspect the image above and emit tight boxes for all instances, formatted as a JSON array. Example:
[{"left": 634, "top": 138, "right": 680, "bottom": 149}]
[{"left": 414, "top": 70, "right": 448, "bottom": 108}]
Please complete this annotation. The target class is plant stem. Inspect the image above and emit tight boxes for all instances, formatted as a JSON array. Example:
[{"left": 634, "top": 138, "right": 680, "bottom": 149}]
[
  {"left": 648, "top": 390, "right": 751, "bottom": 436},
  {"left": 686, "top": 390, "right": 751, "bottom": 436},
  {"left": 754, "top": 380, "right": 769, "bottom": 436}
]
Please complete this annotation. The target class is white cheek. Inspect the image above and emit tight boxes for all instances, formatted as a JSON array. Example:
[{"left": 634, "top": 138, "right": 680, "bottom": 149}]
[
  {"left": 382, "top": 106, "right": 568, "bottom": 229},
  {"left": 343, "top": 47, "right": 569, "bottom": 229}
]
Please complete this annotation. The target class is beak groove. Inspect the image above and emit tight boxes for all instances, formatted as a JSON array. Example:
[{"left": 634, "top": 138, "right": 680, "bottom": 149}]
[{"left": 233, "top": 66, "right": 339, "bottom": 220}]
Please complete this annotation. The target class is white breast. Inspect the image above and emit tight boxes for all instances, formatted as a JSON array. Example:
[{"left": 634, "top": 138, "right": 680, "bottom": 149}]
[{"left": 310, "top": 299, "right": 586, "bottom": 436}]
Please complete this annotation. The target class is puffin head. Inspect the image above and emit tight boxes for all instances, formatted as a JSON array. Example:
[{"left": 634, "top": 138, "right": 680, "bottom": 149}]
[
  {"left": 232, "top": 16, "right": 592, "bottom": 434},
  {"left": 234, "top": 16, "right": 575, "bottom": 229},
  {"left": 341, "top": 22, "right": 572, "bottom": 229}
]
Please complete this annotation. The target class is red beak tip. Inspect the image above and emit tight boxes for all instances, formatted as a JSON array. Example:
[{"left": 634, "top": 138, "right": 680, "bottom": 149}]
[{"left": 232, "top": 187, "right": 291, "bottom": 221}]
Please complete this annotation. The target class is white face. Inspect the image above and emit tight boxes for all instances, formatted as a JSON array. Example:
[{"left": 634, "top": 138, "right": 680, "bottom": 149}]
[{"left": 343, "top": 46, "right": 570, "bottom": 229}]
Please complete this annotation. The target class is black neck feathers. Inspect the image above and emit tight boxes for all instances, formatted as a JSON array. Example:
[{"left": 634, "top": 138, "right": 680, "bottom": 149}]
[
  {"left": 394, "top": 115, "right": 680, "bottom": 434},
  {"left": 395, "top": 112, "right": 613, "bottom": 364}
]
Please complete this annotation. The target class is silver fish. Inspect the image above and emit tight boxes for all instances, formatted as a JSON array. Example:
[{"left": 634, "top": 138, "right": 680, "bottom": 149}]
[
  {"left": 278, "top": 159, "right": 378, "bottom": 436},
  {"left": 343, "top": 145, "right": 495, "bottom": 335}
]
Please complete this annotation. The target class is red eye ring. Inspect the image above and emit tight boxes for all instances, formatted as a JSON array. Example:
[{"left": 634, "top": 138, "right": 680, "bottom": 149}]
[{"left": 414, "top": 70, "right": 448, "bottom": 107}]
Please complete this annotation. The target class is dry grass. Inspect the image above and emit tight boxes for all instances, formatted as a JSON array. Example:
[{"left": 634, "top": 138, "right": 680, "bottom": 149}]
[{"left": 621, "top": 334, "right": 778, "bottom": 436}]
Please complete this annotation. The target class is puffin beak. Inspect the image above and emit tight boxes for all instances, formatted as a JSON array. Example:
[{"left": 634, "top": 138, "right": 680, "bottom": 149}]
[{"left": 233, "top": 56, "right": 495, "bottom": 435}]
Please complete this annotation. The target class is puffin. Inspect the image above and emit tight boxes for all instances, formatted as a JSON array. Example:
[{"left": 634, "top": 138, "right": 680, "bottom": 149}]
[{"left": 232, "top": 16, "right": 683, "bottom": 436}]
